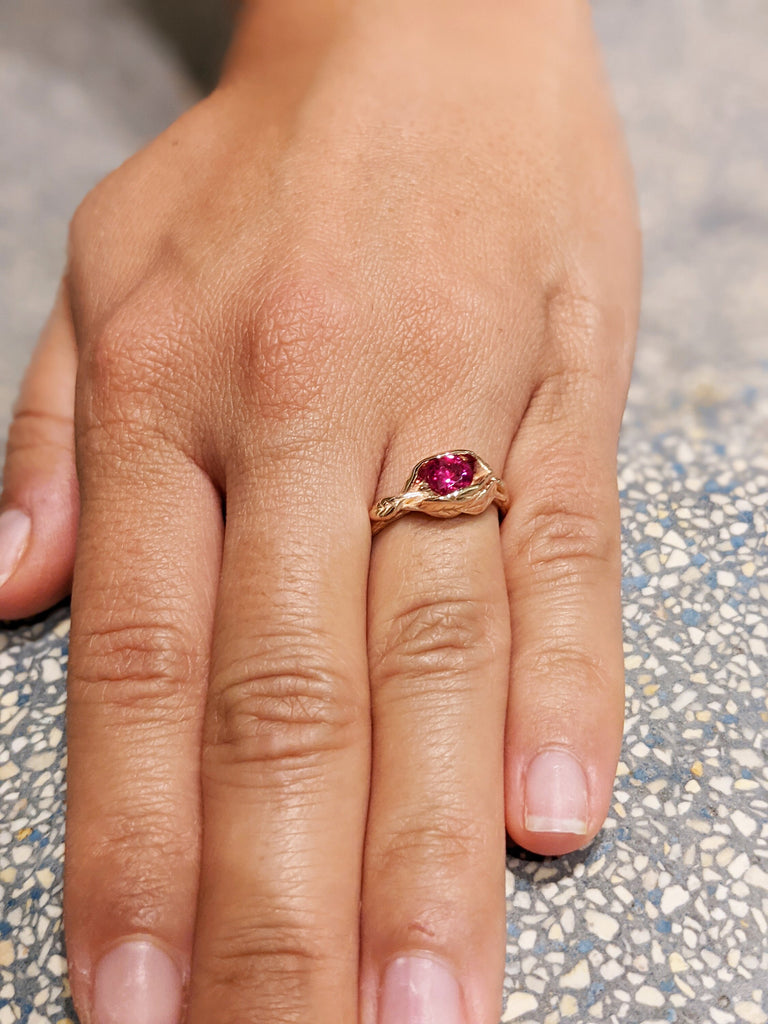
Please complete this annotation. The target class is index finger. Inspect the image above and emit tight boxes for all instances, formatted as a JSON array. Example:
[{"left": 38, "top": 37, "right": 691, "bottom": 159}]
[{"left": 65, "top": 423, "right": 222, "bottom": 1023}]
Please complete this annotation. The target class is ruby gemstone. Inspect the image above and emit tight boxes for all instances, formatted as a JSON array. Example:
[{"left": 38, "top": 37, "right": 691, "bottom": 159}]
[{"left": 417, "top": 453, "right": 476, "bottom": 496}]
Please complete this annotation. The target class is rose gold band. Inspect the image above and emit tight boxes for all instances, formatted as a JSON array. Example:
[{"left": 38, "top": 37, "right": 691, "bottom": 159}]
[{"left": 369, "top": 450, "right": 510, "bottom": 536}]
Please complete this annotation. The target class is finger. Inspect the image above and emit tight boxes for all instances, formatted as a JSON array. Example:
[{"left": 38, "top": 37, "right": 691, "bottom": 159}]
[
  {"left": 65, "top": 417, "right": 221, "bottom": 1024},
  {"left": 0, "top": 284, "right": 78, "bottom": 617},
  {"left": 187, "top": 445, "right": 372, "bottom": 1024},
  {"left": 362, "top": 443, "right": 511, "bottom": 1024},
  {"left": 502, "top": 363, "right": 626, "bottom": 856}
]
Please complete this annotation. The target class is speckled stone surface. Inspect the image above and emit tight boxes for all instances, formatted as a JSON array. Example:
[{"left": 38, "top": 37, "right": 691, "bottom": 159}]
[{"left": 1, "top": 2, "right": 767, "bottom": 1023}]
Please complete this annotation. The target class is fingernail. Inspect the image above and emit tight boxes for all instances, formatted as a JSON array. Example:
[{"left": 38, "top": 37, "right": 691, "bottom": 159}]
[
  {"left": 93, "top": 940, "right": 183, "bottom": 1024},
  {"left": 0, "top": 509, "right": 31, "bottom": 588},
  {"left": 379, "top": 954, "right": 465, "bottom": 1024},
  {"left": 524, "top": 748, "right": 588, "bottom": 834}
]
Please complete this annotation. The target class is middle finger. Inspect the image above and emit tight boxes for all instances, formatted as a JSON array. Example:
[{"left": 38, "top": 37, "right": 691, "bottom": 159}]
[{"left": 187, "top": 443, "right": 372, "bottom": 1023}]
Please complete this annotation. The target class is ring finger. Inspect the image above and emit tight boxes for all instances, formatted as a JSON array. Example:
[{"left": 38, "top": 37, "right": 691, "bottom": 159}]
[{"left": 361, "top": 437, "right": 512, "bottom": 1024}]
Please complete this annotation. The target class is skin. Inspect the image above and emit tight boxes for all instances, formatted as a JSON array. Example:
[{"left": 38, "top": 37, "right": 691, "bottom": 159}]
[{"left": 0, "top": 0, "right": 641, "bottom": 1022}]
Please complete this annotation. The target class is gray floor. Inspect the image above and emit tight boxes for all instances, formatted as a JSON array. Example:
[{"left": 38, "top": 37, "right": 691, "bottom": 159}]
[{"left": 1, "top": 2, "right": 767, "bottom": 1022}]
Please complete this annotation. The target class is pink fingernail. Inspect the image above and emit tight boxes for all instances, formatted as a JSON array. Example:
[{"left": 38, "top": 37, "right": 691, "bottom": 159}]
[
  {"left": 379, "top": 954, "right": 466, "bottom": 1024},
  {"left": 0, "top": 508, "right": 31, "bottom": 588},
  {"left": 93, "top": 940, "right": 183, "bottom": 1024},
  {"left": 524, "top": 749, "right": 589, "bottom": 834}
]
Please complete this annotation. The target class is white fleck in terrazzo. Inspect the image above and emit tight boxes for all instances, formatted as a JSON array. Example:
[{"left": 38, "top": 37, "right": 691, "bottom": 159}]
[{"left": 0, "top": 609, "right": 71, "bottom": 1022}]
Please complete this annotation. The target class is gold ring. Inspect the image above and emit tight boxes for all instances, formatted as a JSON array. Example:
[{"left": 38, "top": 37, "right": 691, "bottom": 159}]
[{"left": 369, "top": 450, "right": 510, "bottom": 536}]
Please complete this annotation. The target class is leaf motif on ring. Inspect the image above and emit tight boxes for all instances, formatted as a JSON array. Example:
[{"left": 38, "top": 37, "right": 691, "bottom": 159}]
[{"left": 376, "top": 496, "right": 401, "bottom": 518}]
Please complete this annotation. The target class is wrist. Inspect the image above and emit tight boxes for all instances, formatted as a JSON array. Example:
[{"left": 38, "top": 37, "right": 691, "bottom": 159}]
[
  {"left": 221, "top": 0, "right": 347, "bottom": 83},
  {"left": 222, "top": 0, "right": 593, "bottom": 90}
]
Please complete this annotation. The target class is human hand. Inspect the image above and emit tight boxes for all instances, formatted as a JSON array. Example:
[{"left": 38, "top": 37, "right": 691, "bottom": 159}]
[{"left": 0, "top": 1, "right": 640, "bottom": 1022}]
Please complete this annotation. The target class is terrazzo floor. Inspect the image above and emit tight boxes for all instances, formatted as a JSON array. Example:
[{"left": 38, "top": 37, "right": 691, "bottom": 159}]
[{"left": 1, "top": 1, "right": 767, "bottom": 1022}]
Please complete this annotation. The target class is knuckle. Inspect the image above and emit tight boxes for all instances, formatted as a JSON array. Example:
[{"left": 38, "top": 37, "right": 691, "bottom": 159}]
[
  {"left": 544, "top": 279, "right": 607, "bottom": 349},
  {"left": 517, "top": 642, "right": 618, "bottom": 708},
  {"left": 87, "top": 811, "right": 195, "bottom": 878},
  {"left": 68, "top": 798, "right": 196, "bottom": 929},
  {"left": 535, "top": 281, "right": 630, "bottom": 424},
  {"left": 528, "top": 360, "right": 610, "bottom": 433},
  {"left": 75, "top": 305, "right": 198, "bottom": 452},
  {"left": 201, "top": 925, "right": 339, "bottom": 1015},
  {"left": 515, "top": 499, "right": 617, "bottom": 583},
  {"left": 233, "top": 262, "right": 361, "bottom": 420},
  {"left": 7, "top": 410, "right": 73, "bottom": 458},
  {"left": 372, "top": 596, "right": 499, "bottom": 692},
  {"left": 539, "top": 360, "right": 605, "bottom": 404},
  {"left": 81, "top": 307, "right": 177, "bottom": 404},
  {"left": 208, "top": 924, "right": 326, "bottom": 974},
  {"left": 375, "top": 814, "right": 487, "bottom": 879},
  {"left": 208, "top": 643, "right": 361, "bottom": 773},
  {"left": 71, "top": 808, "right": 197, "bottom": 926},
  {"left": 390, "top": 275, "right": 474, "bottom": 349},
  {"left": 381, "top": 274, "right": 511, "bottom": 409},
  {"left": 71, "top": 621, "right": 200, "bottom": 724}
]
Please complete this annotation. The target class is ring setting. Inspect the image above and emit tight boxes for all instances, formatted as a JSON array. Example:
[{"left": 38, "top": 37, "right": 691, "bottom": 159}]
[{"left": 369, "top": 450, "right": 510, "bottom": 535}]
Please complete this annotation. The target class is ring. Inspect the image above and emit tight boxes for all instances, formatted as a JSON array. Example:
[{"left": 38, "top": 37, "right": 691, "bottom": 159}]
[{"left": 369, "top": 450, "right": 510, "bottom": 535}]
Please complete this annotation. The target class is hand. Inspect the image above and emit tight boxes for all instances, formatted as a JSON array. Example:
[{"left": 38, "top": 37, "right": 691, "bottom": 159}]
[{"left": 0, "top": 1, "right": 640, "bottom": 1022}]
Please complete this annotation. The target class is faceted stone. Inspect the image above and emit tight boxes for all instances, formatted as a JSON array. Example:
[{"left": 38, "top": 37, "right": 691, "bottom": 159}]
[{"left": 417, "top": 453, "right": 476, "bottom": 495}]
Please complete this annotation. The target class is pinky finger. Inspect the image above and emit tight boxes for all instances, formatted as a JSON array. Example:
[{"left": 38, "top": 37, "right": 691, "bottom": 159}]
[{"left": 0, "top": 284, "right": 78, "bottom": 618}]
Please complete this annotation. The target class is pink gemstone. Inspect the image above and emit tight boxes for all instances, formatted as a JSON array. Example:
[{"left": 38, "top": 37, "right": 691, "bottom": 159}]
[{"left": 417, "top": 453, "right": 476, "bottom": 496}]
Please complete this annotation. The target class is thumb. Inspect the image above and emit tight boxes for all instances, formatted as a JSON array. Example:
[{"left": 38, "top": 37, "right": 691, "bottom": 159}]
[{"left": 0, "top": 284, "right": 78, "bottom": 619}]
